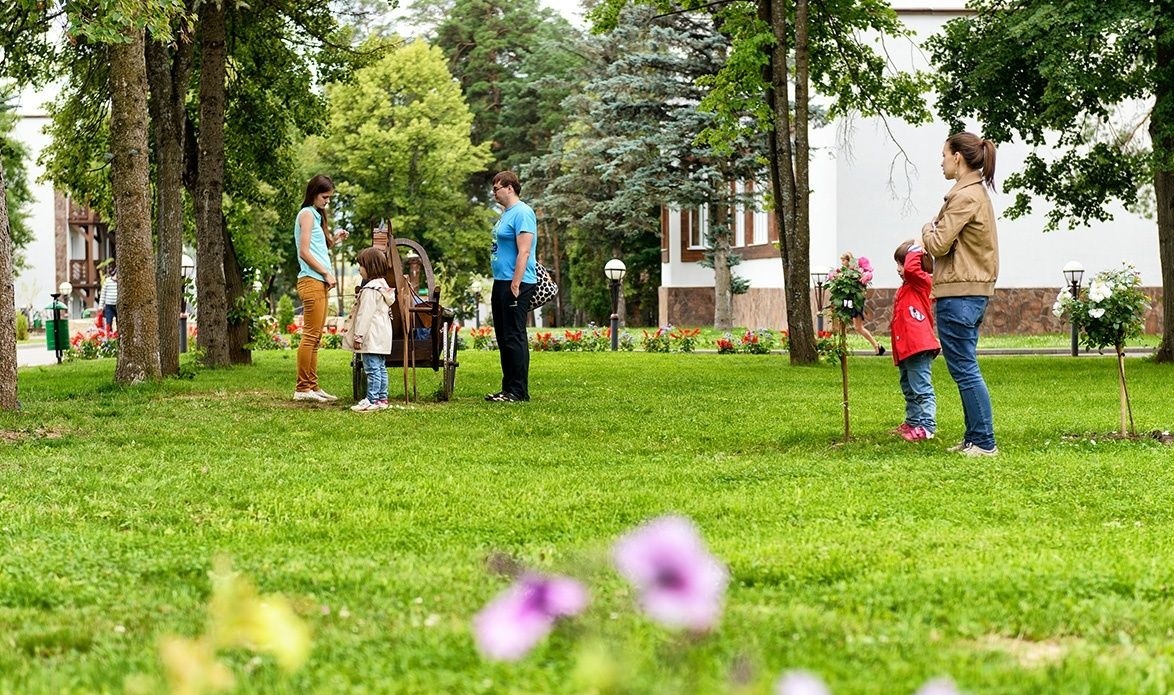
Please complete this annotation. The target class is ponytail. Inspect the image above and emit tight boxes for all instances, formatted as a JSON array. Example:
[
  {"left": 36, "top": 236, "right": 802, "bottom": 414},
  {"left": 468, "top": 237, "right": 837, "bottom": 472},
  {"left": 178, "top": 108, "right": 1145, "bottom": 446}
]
[{"left": 946, "top": 132, "right": 998, "bottom": 191}]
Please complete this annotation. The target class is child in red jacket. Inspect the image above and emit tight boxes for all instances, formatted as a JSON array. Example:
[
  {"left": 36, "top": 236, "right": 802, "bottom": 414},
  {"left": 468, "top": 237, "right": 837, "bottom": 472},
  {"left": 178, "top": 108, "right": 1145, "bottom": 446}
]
[{"left": 890, "top": 240, "right": 941, "bottom": 442}]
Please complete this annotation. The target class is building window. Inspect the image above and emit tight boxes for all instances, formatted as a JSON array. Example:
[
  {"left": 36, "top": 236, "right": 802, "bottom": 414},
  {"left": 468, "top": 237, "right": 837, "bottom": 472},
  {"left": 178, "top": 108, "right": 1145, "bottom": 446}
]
[{"left": 688, "top": 207, "right": 707, "bottom": 249}]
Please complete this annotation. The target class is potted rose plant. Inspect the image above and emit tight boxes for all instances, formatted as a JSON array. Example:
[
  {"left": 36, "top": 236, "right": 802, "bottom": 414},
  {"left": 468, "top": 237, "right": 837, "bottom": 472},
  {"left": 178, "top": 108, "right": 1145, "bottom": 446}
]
[{"left": 825, "top": 254, "right": 873, "bottom": 441}]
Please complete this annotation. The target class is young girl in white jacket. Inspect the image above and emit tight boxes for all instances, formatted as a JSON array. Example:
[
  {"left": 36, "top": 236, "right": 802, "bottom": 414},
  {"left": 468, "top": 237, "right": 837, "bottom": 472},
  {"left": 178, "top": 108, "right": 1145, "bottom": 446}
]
[{"left": 349, "top": 247, "right": 396, "bottom": 412}]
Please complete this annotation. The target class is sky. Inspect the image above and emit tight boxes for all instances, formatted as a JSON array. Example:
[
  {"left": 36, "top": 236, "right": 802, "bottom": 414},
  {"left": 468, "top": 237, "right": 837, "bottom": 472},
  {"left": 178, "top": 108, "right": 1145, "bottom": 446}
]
[{"left": 540, "top": 0, "right": 586, "bottom": 27}]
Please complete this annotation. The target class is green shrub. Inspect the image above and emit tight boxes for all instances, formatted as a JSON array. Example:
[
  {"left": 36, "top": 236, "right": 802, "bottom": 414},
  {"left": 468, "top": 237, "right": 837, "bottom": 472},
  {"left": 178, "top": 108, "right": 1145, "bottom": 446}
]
[
  {"left": 15, "top": 312, "right": 28, "bottom": 341},
  {"left": 276, "top": 295, "right": 295, "bottom": 333}
]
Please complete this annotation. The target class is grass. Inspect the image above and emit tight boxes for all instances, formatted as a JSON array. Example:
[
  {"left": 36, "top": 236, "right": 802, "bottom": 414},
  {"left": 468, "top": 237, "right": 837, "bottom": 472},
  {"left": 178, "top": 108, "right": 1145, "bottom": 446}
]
[{"left": 3, "top": 349, "right": 1174, "bottom": 694}]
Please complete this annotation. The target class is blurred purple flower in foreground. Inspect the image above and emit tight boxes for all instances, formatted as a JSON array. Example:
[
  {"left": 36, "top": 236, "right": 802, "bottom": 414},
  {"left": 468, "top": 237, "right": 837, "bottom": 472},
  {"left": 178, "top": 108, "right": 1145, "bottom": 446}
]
[
  {"left": 775, "top": 671, "right": 962, "bottom": 695},
  {"left": 613, "top": 515, "right": 729, "bottom": 631},
  {"left": 472, "top": 573, "right": 588, "bottom": 661},
  {"left": 776, "top": 670, "right": 832, "bottom": 695}
]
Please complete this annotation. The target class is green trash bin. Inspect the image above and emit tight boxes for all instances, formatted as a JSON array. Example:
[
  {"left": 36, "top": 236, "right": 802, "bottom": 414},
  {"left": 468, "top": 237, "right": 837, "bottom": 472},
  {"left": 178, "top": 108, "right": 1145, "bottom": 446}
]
[{"left": 44, "top": 301, "right": 69, "bottom": 352}]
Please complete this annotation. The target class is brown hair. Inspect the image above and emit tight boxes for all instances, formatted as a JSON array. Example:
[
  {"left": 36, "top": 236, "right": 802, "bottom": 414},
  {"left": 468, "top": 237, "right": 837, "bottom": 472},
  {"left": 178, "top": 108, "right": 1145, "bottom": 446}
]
[
  {"left": 356, "top": 247, "right": 389, "bottom": 282},
  {"left": 492, "top": 170, "right": 521, "bottom": 196},
  {"left": 894, "top": 239, "right": 915, "bottom": 264},
  {"left": 301, "top": 174, "right": 334, "bottom": 242},
  {"left": 946, "top": 132, "right": 997, "bottom": 191}
]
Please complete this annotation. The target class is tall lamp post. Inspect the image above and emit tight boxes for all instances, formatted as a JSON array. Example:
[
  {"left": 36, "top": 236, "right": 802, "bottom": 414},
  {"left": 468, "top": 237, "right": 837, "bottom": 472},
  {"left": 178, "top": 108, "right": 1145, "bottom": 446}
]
[
  {"left": 604, "top": 258, "right": 627, "bottom": 351},
  {"left": 1062, "top": 260, "right": 1084, "bottom": 357},
  {"left": 810, "top": 268, "right": 829, "bottom": 333},
  {"left": 180, "top": 254, "right": 195, "bottom": 353}
]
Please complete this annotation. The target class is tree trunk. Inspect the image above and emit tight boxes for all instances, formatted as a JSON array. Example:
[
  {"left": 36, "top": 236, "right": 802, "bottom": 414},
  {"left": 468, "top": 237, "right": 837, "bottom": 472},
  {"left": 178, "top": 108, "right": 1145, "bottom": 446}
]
[
  {"left": 0, "top": 163, "right": 18, "bottom": 410},
  {"left": 195, "top": 0, "right": 230, "bottom": 366},
  {"left": 1153, "top": 31, "right": 1174, "bottom": 362},
  {"left": 762, "top": 0, "right": 816, "bottom": 364},
  {"left": 224, "top": 220, "right": 252, "bottom": 365},
  {"left": 839, "top": 325, "right": 850, "bottom": 441},
  {"left": 147, "top": 29, "right": 192, "bottom": 377},
  {"left": 110, "top": 29, "right": 162, "bottom": 383},
  {"left": 712, "top": 202, "right": 733, "bottom": 330}
]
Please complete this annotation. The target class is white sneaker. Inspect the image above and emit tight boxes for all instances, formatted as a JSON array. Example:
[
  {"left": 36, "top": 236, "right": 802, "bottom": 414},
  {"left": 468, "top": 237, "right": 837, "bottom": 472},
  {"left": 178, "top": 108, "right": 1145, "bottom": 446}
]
[
  {"left": 351, "top": 398, "right": 378, "bottom": 412},
  {"left": 314, "top": 389, "right": 338, "bottom": 402},
  {"left": 294, "top": 390, "right": 326, "bottom": 402},
  {"left": 958, "top": 442, "right": 999, "bottom": 457}
]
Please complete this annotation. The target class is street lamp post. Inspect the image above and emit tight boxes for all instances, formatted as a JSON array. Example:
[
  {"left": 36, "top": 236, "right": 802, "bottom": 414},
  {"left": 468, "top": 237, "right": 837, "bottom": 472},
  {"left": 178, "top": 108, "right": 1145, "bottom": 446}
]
[
  {"left": 180, "top": 254, "right": 195, "bottom": 353},
  {"left": 1062, "top": 260, "right": 1084, "bottom": 357},
  {"left": 810, "top": 269, "right": 829, "bottom": 333},
  {"left": 604, "top": 258, "right": 627, "bottom": 351}
]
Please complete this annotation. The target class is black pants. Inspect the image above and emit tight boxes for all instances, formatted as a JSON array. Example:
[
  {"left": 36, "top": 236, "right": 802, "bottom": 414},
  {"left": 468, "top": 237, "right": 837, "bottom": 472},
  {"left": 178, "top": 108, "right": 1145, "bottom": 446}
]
[{"left": 491, "top": 280, "right": 535, "bottom": 399}]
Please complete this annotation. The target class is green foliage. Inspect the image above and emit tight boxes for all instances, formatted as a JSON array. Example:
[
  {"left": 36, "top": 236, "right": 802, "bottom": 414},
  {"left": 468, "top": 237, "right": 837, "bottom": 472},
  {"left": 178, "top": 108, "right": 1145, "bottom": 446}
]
[
  {"left": 323, "top": 38, "right": 492, "bottom": 278},
  {"left": 1053, "top": 264, "right": 1150, "bottom": 354},
  {"left": 0, "top": 94, "right": 32, "bottom": 269},
  {"left": 14, "top": 312, "right": 28, "bottom": 341},
  {"left": 276, "top": 295, "right": 295, "bottom": 333},
  {"left": 826, "top": 255, "right": 872, "bottom": 325},
  {"left": 927, "top": 1, "right": 1167, "bottom": 232},
  {"left": 64, "top": 327, "right": 118, "bottom": 360}
]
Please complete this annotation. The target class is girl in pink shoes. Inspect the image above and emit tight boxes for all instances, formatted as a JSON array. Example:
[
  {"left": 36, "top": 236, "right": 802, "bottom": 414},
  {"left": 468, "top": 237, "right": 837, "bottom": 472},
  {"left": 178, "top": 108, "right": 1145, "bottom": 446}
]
[
  {"left": 349, "top": 247, "right": 396, "bottom": 412},
  {"left": 889, "top": 240, "right": 940, "bottom": 441}
]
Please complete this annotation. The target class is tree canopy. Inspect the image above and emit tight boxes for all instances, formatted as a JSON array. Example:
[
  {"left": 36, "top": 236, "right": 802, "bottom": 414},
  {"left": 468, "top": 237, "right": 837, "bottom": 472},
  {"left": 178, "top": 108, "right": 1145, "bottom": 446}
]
[{"left": 928, "top": 0, "right": 1174, "bottom": 362}]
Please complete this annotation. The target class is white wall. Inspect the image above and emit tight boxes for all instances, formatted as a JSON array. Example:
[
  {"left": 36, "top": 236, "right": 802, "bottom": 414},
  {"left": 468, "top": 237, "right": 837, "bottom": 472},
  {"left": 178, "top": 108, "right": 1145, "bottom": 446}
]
[
  {"left": 832, "top": 11, "right": 1160, "bottom": 290},
  {"left": 10, "top": 85, "right": 59, "bottom": 313}
]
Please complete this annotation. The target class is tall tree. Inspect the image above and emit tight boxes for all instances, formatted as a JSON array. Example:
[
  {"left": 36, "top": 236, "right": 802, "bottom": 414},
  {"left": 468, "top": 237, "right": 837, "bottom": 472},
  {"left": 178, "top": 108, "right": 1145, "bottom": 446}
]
[
  {"left": 592, "top": 0, "right": 932, "bottom": 361},
  {"left": 421, "top": 0, "right": 581, "bottom": 196},
  {"left": 194, "top": 0, "right": 230, "bottom": 366},
  {"left": 928, "top": 0, "right": 1174, "bottom": 362},
  {"left": 323, "top": 38, "right": 492, "bottom": 279},
  {"left": 109, "top": 26, "right": 162, "bottom": 383},
  {"left": 0, "top": 156, "right": 17, "bottom": 410},
  {"left": 0, "top": 96, "right": 33, "bottom": 271},
  {"left": 147, "top": 11, "right": 194, "bottom": 376}
]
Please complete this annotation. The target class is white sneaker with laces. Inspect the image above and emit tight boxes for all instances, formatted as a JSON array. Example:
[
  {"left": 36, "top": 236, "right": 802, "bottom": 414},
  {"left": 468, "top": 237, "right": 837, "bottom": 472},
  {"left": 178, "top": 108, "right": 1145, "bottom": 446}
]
[
  {"left": 958, "top": 442, "right": 998, "bottom": 457},
  {"left": 294, "top": 390, "right": 326, "bottom": 402},
  {"left": 314, "top": 389, "right": 338, "bottom": 402},
  {"left": 351, "top": 398, "right": 378, "bottom": 412}
]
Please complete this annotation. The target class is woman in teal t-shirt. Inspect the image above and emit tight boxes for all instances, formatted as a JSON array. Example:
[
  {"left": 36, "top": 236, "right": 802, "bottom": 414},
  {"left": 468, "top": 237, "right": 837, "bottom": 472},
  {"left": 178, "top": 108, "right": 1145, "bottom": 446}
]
[{"left": 293, "top": 174, "right": 349, "bottom": 403}]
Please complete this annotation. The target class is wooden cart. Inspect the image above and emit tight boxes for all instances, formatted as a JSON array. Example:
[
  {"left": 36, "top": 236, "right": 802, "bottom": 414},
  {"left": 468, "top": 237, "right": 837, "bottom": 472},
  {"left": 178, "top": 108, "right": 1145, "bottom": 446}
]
[{"left": 350, "top": 231, "right": 458, "bottom": 402}]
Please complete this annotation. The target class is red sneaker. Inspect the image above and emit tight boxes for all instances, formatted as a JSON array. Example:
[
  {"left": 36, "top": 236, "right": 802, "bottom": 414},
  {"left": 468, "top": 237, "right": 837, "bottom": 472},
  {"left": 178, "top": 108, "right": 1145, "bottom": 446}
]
[
  {"left": 900, "top": 426, "right": 933, "bottom": 442},
  {"left": 891, "top": 422, "right": 913, "bottom": 436}
]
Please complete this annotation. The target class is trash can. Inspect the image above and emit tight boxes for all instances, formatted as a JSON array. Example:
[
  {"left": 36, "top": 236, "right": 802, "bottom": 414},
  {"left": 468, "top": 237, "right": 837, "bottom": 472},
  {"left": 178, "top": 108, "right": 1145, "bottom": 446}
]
[{"left": 45, "top": 301, "right": 69, "bottom": 352}]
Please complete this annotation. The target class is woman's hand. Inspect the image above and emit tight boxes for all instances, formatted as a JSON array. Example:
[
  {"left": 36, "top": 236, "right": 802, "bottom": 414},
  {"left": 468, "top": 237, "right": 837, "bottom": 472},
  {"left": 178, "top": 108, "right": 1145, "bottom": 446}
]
[
  {"left": 333, "top": 229, "right": 349, "bottom": 245},
  {"left": 325, "top": 272, "right": 337, "bottom": 290}
]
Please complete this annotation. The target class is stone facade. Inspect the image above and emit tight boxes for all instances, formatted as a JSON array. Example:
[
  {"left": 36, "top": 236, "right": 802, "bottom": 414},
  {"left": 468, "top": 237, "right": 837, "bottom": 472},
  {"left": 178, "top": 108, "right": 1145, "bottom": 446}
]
[{"left": 660, "top": 286, "right": 1166, "bottom": 334}]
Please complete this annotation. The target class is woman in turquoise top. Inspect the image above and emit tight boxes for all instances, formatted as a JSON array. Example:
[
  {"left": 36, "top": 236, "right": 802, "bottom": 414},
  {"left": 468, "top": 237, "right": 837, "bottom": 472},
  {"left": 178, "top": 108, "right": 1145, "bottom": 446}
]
[{"left": 294, "top": 174, "right": 349, "bottom": 402}]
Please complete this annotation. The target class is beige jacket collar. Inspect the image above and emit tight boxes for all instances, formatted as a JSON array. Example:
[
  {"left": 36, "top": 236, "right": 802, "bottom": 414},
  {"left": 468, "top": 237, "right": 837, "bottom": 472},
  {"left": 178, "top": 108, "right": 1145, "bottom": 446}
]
[{"left": 945, "top": 170, "right": 984, "bottom": 198}]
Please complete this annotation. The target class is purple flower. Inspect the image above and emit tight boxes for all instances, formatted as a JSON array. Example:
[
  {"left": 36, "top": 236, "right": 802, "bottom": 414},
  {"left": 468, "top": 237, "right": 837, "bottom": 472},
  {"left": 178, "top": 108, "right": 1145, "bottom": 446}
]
[
  {"left": 613, "top": 515, "right": 729, "bottom": 631},
  {"left": 472, "top": 573, "right": 588, "bottom": 661},
  {"left": 858, "top": 256, "right": 873, "bottom": 272},
  {"left": 775, "top": 670, "right": 832, "bottom": 695}
]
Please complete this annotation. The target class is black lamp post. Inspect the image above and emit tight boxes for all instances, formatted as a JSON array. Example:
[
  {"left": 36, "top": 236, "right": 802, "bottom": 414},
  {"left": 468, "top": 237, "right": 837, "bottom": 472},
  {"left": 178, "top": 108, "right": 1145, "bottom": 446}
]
[
  {"left": 810, "top": 269, "right": 829, "bottom": 333},
  {"left": 604, "top": 258, "right": 627, "bottom": 351},
  {"left": 1062, "top": 260, "right": 1084, "bottom": 357},
  {"left": 180, "top": 254, "right": 195, "bottom": 353}
]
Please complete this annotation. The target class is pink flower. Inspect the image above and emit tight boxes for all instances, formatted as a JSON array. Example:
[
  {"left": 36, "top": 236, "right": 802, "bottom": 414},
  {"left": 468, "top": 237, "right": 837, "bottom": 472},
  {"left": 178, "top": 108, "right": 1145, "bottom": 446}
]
[
  {"left": 860, "top": 271, "right": 873, "bottom": 284},
  {"left": 613, "top": 515, "right": 728, "bottom": 631},
  {"left": 776, "top": 670, "right": 832, "bottom": 695},
  {"left": 858, "top": 256, "right": 872, "bottom": 272},
  {"left": 472, "top": 573, "right": 588, "bottom": 661},
  {"left": 915, "top": 679, "right": 962, "bottom": 695}
]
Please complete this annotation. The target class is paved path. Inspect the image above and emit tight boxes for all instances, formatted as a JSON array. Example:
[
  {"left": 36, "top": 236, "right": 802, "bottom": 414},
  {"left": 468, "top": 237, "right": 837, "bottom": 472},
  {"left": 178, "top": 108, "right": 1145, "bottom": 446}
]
[{"left": 16, "top": 343, "right": 69, "bottom": 368}]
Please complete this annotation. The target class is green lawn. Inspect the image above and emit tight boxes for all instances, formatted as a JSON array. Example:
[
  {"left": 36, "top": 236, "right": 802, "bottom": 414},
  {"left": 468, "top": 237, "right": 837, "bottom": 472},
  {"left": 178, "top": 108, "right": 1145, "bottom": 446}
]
[{"left": 3, "top": 350, "right": 1174, "bottom": 694}]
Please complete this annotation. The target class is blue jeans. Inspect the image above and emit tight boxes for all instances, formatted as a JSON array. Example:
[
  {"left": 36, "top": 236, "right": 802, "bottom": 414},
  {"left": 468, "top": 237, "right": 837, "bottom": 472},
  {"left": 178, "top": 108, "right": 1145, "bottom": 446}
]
[
  {"left": 936, "top": 296, "right": 995, "bottom": 449},
  {"left": 898, "top": 350, "right": 936, "bottom": 433},
  {"left": 362, "top": 353, "right": 388, "bottom": 403}
]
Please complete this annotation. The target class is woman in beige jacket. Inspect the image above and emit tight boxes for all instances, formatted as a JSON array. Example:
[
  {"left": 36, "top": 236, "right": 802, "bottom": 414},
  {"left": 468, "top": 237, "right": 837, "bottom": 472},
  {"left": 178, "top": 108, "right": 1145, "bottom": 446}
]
[{"left": 920, "top": 132, "right": 1000, "bottom": 457}]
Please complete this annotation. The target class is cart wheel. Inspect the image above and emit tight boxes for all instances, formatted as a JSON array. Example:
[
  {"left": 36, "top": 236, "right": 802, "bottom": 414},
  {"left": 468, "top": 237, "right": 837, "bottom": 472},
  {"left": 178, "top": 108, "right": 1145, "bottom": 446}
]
[{"left": 351, "top": 354, "right": 365, "bottom": 401}]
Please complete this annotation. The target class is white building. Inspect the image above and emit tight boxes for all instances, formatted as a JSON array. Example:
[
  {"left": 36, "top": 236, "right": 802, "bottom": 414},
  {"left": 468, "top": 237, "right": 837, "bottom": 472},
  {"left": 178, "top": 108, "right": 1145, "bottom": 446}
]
[{"left": 659, "top": 2, "right": 1164, "bottom": 333}]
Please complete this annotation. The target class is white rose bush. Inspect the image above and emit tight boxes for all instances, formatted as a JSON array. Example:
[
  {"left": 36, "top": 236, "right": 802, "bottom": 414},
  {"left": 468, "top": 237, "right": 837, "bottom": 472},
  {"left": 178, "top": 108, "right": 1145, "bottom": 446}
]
[{"left": 1052, "top": 263, "right": 1150, "bottom": 436}]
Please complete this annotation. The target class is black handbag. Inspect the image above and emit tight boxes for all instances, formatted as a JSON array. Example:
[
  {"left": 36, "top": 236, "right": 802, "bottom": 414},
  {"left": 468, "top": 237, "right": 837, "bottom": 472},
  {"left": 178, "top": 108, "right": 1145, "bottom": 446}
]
[{"left": 527, "top": 263, "right": 558, "bottom": 311}]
